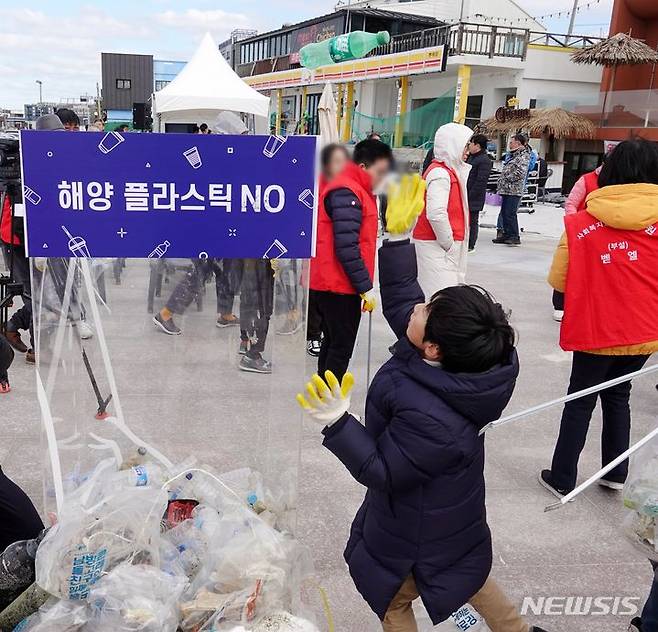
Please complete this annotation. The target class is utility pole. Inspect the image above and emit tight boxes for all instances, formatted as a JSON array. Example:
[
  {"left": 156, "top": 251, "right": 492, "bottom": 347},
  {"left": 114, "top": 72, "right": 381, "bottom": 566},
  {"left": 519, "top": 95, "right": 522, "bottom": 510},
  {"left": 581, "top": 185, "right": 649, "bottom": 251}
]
[
  {"left": 36, "top": 79, "right": 43, "bottom": 103},
  {"left": 567, "top": 0, "right": 579, "bottom": 37}
]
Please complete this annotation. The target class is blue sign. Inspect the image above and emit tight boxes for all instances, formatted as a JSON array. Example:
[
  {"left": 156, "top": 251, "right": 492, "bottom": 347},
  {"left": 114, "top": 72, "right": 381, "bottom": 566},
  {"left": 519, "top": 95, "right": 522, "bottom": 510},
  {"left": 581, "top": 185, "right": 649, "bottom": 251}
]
[{"left": 20, "top": 131, "right": 319, "bottom": 259}]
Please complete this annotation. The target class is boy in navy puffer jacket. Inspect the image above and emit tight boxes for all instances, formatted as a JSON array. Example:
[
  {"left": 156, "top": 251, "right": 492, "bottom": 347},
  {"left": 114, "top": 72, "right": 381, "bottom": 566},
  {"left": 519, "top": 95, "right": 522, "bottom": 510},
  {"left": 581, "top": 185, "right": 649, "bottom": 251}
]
[{"left": 298, "top": 177, "right": 547, "bottom": 632}]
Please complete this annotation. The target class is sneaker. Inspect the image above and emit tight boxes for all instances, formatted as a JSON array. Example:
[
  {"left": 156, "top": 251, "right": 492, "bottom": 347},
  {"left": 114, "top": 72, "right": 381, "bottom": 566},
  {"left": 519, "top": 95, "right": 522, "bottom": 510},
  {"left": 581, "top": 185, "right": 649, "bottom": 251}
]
[
  {"left": 0, "top": 379, "right": 10, "bottom": 394},
  {"left": 553, "top": 309, "right": 564, "bottom": 322},
  {"left": 538, "top": 470, "right": 571, "bottom": 499},
  {"left": 307, "top": 339, "right": 322, "bottom": 357},
  {"left": 531, "top": 627, "right": 550, "bottom": 632},
  {"left": 504, "top": 237, "right": 521, "bottom": 246},
  {"left": 25, "top": 349, "right": 36, "bottom": 365},
  {"left": 216, "top": 314, "right": 239, "bottom": 328},
  {"left": 74, "top": 321, "right": 94, "bottom": 340},
  {"left": 153, "top": 313, "right": 181, "bottom": 335},
  {"left": 239, "top": 339, "right": 249, "bottom": 355},
  {"left": 598, "top": 478, "right": 624, "bottom": 491},
  {"left": 492, "top": 235, "right": 508, "bottom": 244},
  {"left": 5, "top": 330, "right": 28, "bottom": 353},
  {"left": 239, "top": 354, "right": 272, "bottom": 374},
  {"left": 468, "top": 246, "right": 476, "bottom": 253},
  {"left": 629, "top": 616, "right": 643, "bottom": 631},
  {"left": 277, "top": 317, "right": 303, "bottom": 336}
]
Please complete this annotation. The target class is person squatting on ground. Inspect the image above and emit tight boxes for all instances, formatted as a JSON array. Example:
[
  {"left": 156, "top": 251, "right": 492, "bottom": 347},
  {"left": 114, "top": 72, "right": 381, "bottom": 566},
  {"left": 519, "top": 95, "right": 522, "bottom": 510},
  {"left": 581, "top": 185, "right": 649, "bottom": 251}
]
[
  {"left": 414, "top": 123, "right": 473, "bottom": 299},
  {"left": 298, "top": 176, "right": 546, "bottom": 632},
  {"left": 309, "top": 139, "right": 392, "bottom": 381},
  {"left": 466, "top": 133, "right": 493, "bottom": 251},
  {"left": 307, "top": 144, "right": 350, "bottom": 358},
  {"left": 540, "top": 137, "right": 658, "bottom": 499},
  {"left": 0, "top": 467, "right": 44, "bottom": 554},
  {"left": 494, "top": 134, "right": 533, "bottom": 247}
]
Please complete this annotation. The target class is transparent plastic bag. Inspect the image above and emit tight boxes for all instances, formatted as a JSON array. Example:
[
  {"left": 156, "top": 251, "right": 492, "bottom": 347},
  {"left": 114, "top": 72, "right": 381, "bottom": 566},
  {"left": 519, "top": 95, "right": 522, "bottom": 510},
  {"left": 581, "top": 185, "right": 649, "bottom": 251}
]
[
  {"left": 86, "top": 563, "right": 188, "bottom": 631},
  {"left": 623, "top": 443, "right": 658, "bottom": 560},
  {"left": 12, "top": 598, "right": 89, "bottom": 631},
  {"left": 35, "top": 472, "right": 168, "bottom": 600}
]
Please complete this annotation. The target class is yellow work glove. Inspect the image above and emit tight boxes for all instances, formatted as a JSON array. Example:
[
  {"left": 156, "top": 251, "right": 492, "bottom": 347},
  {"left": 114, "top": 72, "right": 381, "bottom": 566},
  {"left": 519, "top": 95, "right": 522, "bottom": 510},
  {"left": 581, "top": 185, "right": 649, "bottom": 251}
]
[
  {"left": 385, "top": 173, "right": 427, "bottom": 237},
  {"left": 360, "top": 290, "right": 376, "bottom": 313},
  {"left": 296, "top": 370, "right": 355, "bottom": 426}
]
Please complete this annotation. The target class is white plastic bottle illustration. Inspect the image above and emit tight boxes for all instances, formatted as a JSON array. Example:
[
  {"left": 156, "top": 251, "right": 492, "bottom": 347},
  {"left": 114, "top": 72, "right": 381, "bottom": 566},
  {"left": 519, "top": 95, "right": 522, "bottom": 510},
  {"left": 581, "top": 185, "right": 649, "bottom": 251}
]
[{"left": 148, "top": 240, "right": 171, "bottom": 259}]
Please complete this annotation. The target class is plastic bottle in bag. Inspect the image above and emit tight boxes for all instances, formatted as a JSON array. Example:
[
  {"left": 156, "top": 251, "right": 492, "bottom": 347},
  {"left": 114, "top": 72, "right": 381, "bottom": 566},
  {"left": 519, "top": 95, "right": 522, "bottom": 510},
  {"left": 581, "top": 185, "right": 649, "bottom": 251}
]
[{"left": 112, "top": 463, "right": 166, "bottom": 489}]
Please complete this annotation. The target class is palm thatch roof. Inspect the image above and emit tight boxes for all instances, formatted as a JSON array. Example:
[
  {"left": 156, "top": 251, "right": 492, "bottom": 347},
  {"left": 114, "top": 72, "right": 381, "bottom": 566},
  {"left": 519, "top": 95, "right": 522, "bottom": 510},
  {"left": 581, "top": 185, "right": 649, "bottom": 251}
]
[
  {"left": 571, "top": 32, "right": 658, "bottom": 67},
  {"left": 478, "top": 107, "right": 595, "bottom": 139}
]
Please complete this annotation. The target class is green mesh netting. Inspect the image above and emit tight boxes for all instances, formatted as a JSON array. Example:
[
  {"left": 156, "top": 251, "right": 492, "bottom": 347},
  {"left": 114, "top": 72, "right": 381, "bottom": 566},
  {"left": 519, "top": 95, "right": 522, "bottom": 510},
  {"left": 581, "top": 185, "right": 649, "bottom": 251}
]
[{"left": 352, "top": 88, "right": 455, "bottom": 147}]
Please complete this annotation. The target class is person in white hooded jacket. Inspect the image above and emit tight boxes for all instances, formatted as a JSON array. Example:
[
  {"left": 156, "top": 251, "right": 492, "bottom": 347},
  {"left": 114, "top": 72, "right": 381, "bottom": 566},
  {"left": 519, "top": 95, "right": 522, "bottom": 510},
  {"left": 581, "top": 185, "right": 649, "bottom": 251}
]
[{"left": 414, "top": 123, "right": 473, "bottom": 299}]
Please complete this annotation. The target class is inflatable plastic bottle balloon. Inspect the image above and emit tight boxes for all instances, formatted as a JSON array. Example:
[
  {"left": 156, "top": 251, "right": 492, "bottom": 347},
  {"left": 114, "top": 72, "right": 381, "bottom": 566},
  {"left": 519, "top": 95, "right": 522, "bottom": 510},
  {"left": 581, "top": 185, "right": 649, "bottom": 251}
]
[{"left": 300, "top": 31, "right": 391, "bottom": 69}]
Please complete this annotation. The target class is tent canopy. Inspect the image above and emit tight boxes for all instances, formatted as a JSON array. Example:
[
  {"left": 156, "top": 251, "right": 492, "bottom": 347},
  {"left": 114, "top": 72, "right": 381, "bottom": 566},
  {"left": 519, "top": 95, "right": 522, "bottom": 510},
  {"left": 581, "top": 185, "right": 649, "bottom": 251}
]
[{"left": 154, "top": 33, "right": 269, "bottom": 120}]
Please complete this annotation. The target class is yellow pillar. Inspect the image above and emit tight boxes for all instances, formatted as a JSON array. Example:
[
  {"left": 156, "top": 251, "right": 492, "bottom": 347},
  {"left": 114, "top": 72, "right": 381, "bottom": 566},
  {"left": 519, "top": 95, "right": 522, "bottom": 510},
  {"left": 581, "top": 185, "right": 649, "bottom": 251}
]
[
  {"left": 453, "top": 65, "right": 471, "bottom": 125},
  {"left": 341, "top": 81, "right": 355, "bottom": 143},
  {"left": 276, "top": 89, "right": 283, "bottom": 134},
  {"left": 300, "top": 87, "right": 308, "bottom": 134},
  {"left": 335, "top": 83, "right": 344, "bottom": 134},
  {"left": 393, "top": 76, "right": 409, "bottom": 148}
]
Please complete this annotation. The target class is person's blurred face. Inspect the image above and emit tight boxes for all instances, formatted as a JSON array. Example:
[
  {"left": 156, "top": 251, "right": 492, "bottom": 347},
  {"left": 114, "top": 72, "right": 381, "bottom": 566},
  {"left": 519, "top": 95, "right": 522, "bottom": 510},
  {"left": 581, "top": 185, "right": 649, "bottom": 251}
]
[
  {"left": 362, "top": 157, "right": 391, "bottom": 191},
  {"left": 468, "top": 141, "right": 482, "bottom": 155},
  {"left": 406, "top": 302, "right": 441, "bottom": 361},
  {"left": 509, "top": 137, "right": 522, "bottom": 151},
  {"left": 63, "top": 122, "right": 79, "bottom": 131},
  {"left": 324, "top": 149, "right": 348, "bottom": 182}
]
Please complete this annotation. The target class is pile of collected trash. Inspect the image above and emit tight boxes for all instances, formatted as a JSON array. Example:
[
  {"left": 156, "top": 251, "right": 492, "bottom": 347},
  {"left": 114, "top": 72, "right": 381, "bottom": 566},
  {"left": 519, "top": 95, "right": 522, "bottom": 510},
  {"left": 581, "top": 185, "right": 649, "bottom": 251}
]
[{"left": 0, "top": 458, "right": 321, "bottom": 632}]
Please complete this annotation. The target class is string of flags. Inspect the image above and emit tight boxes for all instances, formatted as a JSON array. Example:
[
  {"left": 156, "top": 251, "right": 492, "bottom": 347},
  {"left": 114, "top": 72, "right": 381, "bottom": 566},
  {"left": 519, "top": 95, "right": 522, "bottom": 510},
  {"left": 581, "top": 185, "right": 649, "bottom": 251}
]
[{"left": 462, "top": 0, "right": 607, "bottom": 26}]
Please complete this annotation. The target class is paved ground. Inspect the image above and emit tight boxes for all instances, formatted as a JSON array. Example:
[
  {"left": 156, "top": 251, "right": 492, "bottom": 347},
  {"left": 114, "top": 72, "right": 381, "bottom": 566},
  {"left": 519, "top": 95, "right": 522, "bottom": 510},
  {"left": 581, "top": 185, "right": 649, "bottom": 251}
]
[{"left": 2, "top": 211, "right": 655, "bottom": 631}]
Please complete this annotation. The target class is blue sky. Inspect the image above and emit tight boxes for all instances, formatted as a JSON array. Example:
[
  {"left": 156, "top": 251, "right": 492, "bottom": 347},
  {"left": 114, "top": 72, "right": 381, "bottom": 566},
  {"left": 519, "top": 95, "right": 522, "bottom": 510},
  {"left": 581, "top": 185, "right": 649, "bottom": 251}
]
[{"left": 2, "top": 0, "right": 613, "bottom": 110}]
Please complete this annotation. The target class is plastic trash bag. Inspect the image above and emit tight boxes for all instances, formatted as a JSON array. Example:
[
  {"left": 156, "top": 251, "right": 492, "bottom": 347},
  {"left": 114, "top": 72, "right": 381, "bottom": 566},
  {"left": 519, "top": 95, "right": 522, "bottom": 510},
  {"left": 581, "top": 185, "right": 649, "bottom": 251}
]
[
  {"left": 623, "top": 444, "right": 658, "bottom": 560},
  {"left": 12, "top": 598, "right": 89, "bottom": 631},
  {"left": 35, "top": 464, "right": 168, "bottom": 600},
  {"left": 86, "top": 563, "right": 188, "bottom": 631}
]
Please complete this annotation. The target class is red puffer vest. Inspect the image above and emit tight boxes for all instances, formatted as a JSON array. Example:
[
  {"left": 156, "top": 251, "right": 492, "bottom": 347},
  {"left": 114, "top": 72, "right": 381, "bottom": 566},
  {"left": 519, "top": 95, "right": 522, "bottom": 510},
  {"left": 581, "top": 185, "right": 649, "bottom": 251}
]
[
  {"left": 578, "top": 170, "right": 600, "bottom": 213},
  {"left": 0, "top": 196, "right": 20, "bottom": 245},
  {"left": 310, "top": 163, "right": 378, "bottom": 295},
  {"left": 561, "top": 211, "right": 658, "bottom": 351},
  {"left": 413, "top": 161, "right": 465, "bottom": 242}
]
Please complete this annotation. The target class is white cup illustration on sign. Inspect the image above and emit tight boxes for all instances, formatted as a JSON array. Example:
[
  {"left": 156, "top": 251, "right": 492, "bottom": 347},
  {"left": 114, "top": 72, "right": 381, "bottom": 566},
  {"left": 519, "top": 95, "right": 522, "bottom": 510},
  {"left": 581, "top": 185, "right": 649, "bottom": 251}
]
[
  {"left": 262, "top": 135, "right": 287, "bottom": 158},
  {"left": 262, "top": 239, "right": 288, "bottom": 260},
  {"left": 183, "top": 146, "right": 202, "bottom": 169},
  {"left": 98, "top": 131, "right": 125, "bottom": 154},
  {"left": 23, "top": 186, "right": 42, "bottom": 205},
  {"left": 298, "top": 188, "right": 314, "bottom": 209},
  {"left": 62, "top": 225, "right": 90, "bottom": 258},
  {"left": 148, "top": 241, "right": 170, "bottom": 259}
]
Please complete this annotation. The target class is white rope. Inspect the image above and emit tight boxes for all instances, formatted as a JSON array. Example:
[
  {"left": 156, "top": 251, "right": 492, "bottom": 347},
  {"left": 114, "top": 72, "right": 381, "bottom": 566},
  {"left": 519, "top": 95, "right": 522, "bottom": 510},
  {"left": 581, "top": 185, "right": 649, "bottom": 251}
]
[
  {"left": 480, "top": 363, "right": 658, "bottom": 435},
  {"left": 36, "top": 372, "right": 64, "bottom": 513}
]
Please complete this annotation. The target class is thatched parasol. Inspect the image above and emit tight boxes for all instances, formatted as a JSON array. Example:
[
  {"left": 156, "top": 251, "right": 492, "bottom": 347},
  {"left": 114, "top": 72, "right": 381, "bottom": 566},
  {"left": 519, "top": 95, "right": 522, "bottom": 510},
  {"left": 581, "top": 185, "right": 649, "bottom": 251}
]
[
  {"left": 571, "top": 32, "right": 658, "bottom": 124},
  {"left": 479, "top": 107, "right": 595, "bottom": 139}
]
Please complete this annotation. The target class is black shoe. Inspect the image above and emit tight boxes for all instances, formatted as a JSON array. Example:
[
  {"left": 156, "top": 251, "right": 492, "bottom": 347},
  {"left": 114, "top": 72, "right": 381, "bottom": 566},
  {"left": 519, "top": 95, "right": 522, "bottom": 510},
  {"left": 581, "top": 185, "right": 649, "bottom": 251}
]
[
  {"left": 629, "top": 616, "right": 643, "bottom": 631},
  {"left": 532, "top": 627, "right": 550, "bottom": 632},
  {"left": 153, "top": 313, "right": 182, "bottom": 335},
  {"left": 504, "top": 237, "right": 521, "bottom": 246},
  {"left": 492, "top": 235, "right": 508, "bottom": 244},
  {"left": 538, "top": 470, "right": 571, "bottom": 499},
  {"left": 307, "top": 339, "right": 321, "bottom": 357}
]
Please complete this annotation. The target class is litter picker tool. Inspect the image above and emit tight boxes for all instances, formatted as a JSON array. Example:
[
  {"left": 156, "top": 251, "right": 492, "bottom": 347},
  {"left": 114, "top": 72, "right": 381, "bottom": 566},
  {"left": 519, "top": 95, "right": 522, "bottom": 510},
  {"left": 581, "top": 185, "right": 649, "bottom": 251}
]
[
  {"left": 480, "top": 363, "right": 658, "bottom": 436},
  {"left": 81, "top": 347, "right": 112, "bottom": 420},
  {"left": 545, "top": 422, "right": 658, "bottom": 512}
]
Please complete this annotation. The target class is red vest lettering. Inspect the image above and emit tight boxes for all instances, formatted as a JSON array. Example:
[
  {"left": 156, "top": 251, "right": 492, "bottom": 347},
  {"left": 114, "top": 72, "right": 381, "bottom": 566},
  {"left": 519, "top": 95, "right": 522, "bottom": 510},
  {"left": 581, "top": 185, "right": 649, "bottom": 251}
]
[
  {"left": 310, "top": 163, "right": 378, "bottom": 295},
  {"left": 578, "top": 170, "right": 600, "bottom": 213},
  {"left": 561, "top": 211, "right": 658, "bottom": 351},
  {"left": 413, "top": 161, "right": 466, "bottom": 242}
]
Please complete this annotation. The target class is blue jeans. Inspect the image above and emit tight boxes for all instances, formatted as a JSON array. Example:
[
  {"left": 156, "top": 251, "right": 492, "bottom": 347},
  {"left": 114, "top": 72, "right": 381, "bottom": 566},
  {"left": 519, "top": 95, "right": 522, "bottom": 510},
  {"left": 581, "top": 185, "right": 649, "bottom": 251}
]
[
  {"left": 642, "top": 562, "right": 658, "bottom": 631},
  {"left": 497, "top": 195, "right": 522, "bottom": 239}
]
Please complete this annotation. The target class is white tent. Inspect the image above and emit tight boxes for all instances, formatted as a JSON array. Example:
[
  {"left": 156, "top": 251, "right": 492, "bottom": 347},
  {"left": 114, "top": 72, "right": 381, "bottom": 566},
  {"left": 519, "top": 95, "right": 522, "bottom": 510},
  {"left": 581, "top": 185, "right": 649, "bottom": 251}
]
[{"left": 153, "top": 33, "right": 270, "bottom": 131}]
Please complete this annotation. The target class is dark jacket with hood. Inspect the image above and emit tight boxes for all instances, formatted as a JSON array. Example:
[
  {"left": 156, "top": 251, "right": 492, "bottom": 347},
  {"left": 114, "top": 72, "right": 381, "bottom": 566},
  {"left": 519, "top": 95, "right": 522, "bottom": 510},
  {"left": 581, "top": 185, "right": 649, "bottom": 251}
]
[
  {"left": 467, "top": 150, "right": 493, "bottom": 214},
  {"left": 322, "top": 238, "right": 519, "bottom": 624}
]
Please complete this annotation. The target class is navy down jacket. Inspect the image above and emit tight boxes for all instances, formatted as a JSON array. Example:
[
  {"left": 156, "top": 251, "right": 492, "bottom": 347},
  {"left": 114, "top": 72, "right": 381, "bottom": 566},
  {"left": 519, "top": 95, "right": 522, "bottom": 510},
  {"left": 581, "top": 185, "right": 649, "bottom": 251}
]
[{"left": 323, "top": 239, "right": 519, "bottom": 624}]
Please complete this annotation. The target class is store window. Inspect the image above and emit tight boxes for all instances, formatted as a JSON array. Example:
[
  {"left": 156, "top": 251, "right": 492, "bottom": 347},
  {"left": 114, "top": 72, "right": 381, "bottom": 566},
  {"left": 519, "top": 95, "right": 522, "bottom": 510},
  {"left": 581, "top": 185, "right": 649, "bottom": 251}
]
[
  {"left": 465, "top": 95, "right": 483, "bottom": 129},
  {"left": 154, "top": 80, "right": 170, "bottom": 92},
  {"left": 116, "top": 79, "right": 131, "bottom": 90}
]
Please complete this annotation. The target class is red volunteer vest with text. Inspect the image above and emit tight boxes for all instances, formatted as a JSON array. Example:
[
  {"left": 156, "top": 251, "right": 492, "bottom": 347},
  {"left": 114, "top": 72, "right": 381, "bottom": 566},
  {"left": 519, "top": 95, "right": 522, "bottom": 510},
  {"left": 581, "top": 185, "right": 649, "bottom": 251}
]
[
  {"left": 309, "top": 163, "right": 378, "bottom": 295},
  {"left": 560, "top": 211, "right": 658, "bottom": 351},
  {"left": 413, "top": 161, "right": 466, "bottom": 242},
  {"left": 0, "top": 196, "right": 20, "bottom": 245},
  {"left": 578, "top": 170, "right": 600, "bottom": 213}
]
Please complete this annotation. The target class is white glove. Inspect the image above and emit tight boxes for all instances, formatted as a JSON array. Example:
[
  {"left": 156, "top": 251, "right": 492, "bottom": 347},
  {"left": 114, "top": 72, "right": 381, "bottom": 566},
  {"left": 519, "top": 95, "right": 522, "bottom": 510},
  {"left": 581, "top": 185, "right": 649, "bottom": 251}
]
[{"left": 296, "top": 371, "right": 355, "bottom": 427}]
